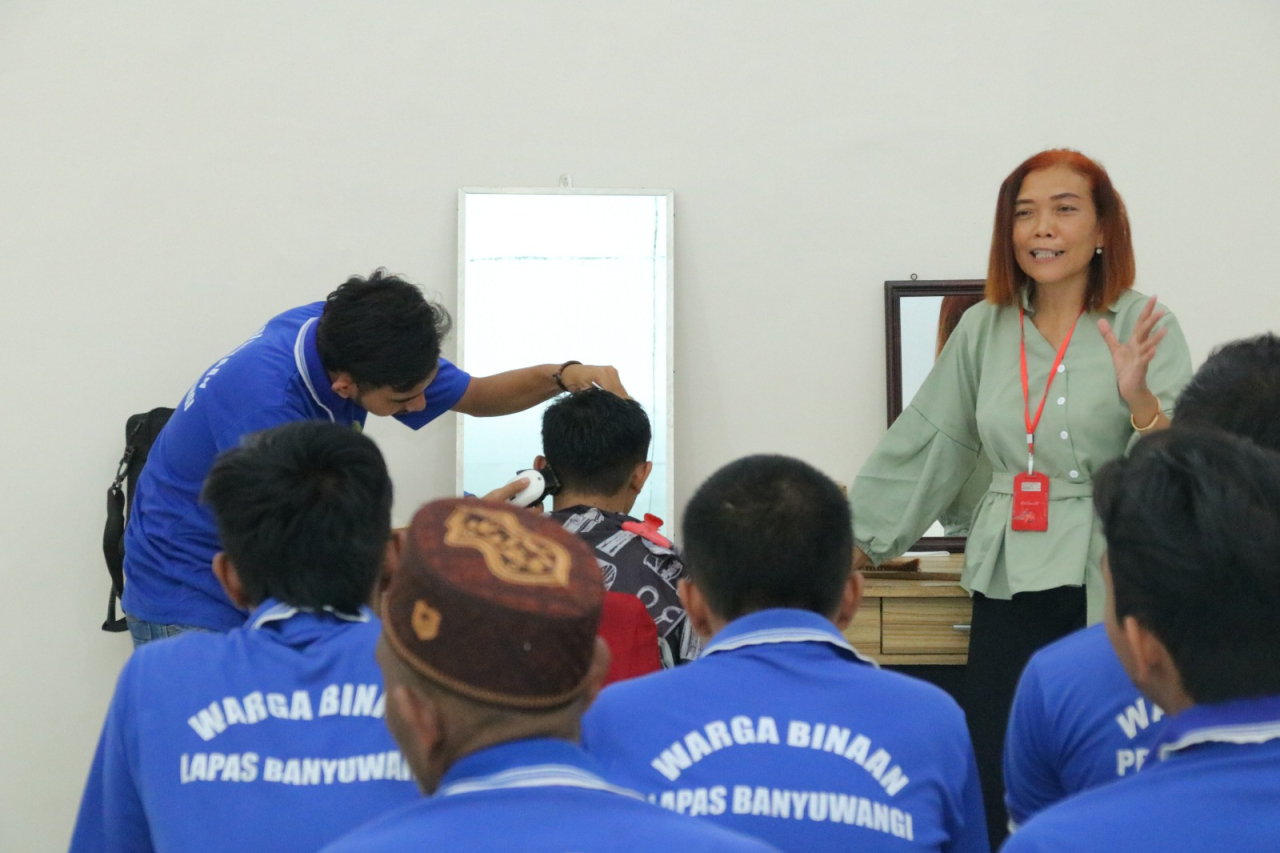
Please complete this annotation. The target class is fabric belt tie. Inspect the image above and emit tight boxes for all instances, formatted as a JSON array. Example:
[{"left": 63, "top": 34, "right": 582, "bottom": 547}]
[{"left": 989, "top": 472, "right": 1093, "bottom": 500}]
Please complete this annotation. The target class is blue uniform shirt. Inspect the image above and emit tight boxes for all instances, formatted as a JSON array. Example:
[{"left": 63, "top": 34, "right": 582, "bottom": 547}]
[
  {"left": 1004, "top": 624, "right": 1167, "bottom": 828},
  {"left": 580, "top": 609, "right": 989, "bottom": 853},
  {"left": 122, "top": 303, "right": 470, "bottom": 630},
  {"left": 320, "top": 738, "right": 779, "bottom": 853},
  {"left": 1003, "top": 694, "right": 1280, "bottom": 853},
  {"left": 71, "top": 600, "right": 420, "bottom": 853}
]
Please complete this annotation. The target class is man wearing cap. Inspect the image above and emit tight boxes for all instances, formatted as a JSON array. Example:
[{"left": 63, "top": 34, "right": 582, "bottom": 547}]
[
  {"left": 581, "top": 455, "right": 988, "bottom": 853},
  {"left": 72, "top": 422, "right": 419, "bottom": 853},
  {"left": 321, "top": 498, "right": 777, "bottom": 853},
  {"left": 124, "top": 268, "right": 626, "bottom": 646},
  {"left": 1003, "top": 333, "right": 1280, "bottom": 831},
  {"left": 1003, "top": 429, "right": 1280, "bottom": 853}
]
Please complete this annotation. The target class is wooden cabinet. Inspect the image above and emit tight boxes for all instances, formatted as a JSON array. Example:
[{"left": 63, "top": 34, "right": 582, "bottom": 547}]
[{"left": 842, "top": 554, "right": 972, "bottom": 665}]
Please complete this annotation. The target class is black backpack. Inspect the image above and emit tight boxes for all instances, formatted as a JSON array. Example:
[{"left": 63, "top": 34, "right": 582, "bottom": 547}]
[{"left": 102, "top": 407, "right": 174, "bottom": 632}]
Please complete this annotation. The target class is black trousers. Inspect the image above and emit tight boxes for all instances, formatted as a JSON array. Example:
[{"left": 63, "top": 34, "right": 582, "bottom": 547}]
[{"left": 962, "top": 587, "right": 1087, "bottom": 849}]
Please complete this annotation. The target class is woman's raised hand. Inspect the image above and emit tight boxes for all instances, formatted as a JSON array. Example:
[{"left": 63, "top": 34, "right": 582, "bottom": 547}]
[{"left": 1098, "top": 294, "right": 1167, "bottom": 407}]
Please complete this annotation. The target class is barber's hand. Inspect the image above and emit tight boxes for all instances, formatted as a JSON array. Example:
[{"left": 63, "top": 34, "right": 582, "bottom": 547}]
[
  {"left": 561, "top": 363, "right": 629, "bottom": 398},
  {"left": 853, "top": 546, "right": 876, "bottom": 572},
  {"left": 482, "top": 478, "right": 530, "bottom": 503}
]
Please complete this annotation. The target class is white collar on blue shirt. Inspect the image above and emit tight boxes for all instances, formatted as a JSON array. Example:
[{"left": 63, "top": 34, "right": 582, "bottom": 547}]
[
  {"left": 438, "top": 763, "right": 645, "bottom": 799},
  {"left": 700, "top": 608, "right": 879, "bottom": 667},
  {"left": 250, "top": 600, "right": 370, "bottom": 630},
  {"left": 1156, "top": 694, "right": 1280, "bottom": 760}
]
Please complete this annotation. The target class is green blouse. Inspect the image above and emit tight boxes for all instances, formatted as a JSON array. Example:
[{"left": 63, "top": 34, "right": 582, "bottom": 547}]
[{"left": 853, "top": 288, "right": 1193, "bottom": 623}]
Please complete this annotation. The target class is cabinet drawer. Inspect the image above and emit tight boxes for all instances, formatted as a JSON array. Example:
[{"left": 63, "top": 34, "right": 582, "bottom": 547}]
[
  {"left": 881, "top": 598, "right": 972, "bottom": 655},
  {"left": 842, "top": 602, "right": 881, "bottom": 656}
]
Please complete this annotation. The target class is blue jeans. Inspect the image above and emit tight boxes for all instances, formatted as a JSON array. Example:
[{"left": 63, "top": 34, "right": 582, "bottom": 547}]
[{"left": 126, "top": 616, "right": 210, "bottom": 649}]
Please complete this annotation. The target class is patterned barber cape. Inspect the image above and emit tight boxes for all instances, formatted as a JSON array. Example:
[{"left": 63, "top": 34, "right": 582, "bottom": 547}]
[{"left": 549, "top": 506, "right": 702, "bottom": 665}]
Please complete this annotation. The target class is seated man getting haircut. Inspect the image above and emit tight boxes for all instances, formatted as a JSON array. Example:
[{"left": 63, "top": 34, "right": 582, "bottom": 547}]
[
  {"left": 581, "top": 455, "right": 988, "bottom": 853},
  {"left": 1004, "top": 429, "right": 1280, "bottom": 853},
  {"left": 320, "top": 499, "right": 776, "bottom": 853},
  {"left": 72, "top": 422, "right": 418, "bottom": 853},
  {"left": 1003, "top": 333, "right": 1280, "bottom": 830},
  {"left": 539, "top": 388, "right": 700, "bottom": 666}
]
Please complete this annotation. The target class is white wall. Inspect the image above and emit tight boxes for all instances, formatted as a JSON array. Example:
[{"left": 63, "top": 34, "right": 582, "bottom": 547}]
[{"left": 1, "top": 1, "right": 1277, "bottom": 847}]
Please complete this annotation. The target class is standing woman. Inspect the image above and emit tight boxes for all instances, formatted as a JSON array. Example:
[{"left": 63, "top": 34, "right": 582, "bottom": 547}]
[{"left": 850, "top": 149, "right": 1192, "bottom": 843}]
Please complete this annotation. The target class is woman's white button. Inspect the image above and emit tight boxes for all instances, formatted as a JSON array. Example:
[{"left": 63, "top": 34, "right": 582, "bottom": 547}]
[
  {"left": 1057, "top": 364, "right": 1066, "bottom": 373},
  {"left": 1057, "top": 396, "right": 1066, "bottom": 405},
  {"left": 1069, "top": 470, "right": 1080, "bottom": 479},
  {"left": 1060, "top": 431, "right": 1069, "bottom": 440}
]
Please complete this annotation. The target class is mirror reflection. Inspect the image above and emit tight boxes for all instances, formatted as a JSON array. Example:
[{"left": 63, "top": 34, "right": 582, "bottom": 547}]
[{"left": 458, "top": 190, "right": 673, "bottom": 521}]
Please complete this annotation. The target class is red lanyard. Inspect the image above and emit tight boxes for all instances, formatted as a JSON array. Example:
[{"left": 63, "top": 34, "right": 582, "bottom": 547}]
[{"left": 1020, "top": 307, "right": 1082, "bottom": 475}]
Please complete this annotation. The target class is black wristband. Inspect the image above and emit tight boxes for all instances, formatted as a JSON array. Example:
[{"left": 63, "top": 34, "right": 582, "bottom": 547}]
[{"left": 553, "top": 360, "right": 582, "bottom": 393}]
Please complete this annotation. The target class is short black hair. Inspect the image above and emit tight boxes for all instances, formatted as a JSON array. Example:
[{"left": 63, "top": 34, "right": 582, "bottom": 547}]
[
  {"left": 1175, "top": 333, "right": 1280, "bottom": 452},
  {"left": 1094, "top": 429, "right": 1280, "bottom": 704},
  {"left": 202, "top": 421, "right": 393, "bottom": 613},
  {"left": 541, "top": 389, "right": 651, "bottom": 496},
  {"left": 682, "top": 455, "right": 852, "bottom": 620},
  {"left": 315, "top": 269, "right": 453, "bottom": 393}
]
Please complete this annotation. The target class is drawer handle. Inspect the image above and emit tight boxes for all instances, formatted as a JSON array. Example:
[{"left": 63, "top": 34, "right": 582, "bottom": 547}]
[{"left": 951, "top": 624, "right": 971, "bottom": 632}]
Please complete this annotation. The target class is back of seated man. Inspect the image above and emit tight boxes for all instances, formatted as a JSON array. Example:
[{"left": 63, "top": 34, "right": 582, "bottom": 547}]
[
  {"left": 1004, "top": 428, "right": 1280, "bottom": 853},
  {"left": 539, "top": 388, "right": 701, "bottom": 666},
  {"left": 72, "top": 422, "right": 418, "bottom": 853},
  {"left": 581, "top": 455, "right": 988, "bottom": 853},
  {"left": 320, "top": 498, "right": 777, "bottom": 853},
  {"left": 1003, "top": 333, "right": 1280, "bottom": 830}
]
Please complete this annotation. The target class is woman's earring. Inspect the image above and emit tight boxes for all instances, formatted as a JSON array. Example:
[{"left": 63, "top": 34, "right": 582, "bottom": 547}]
[{"left": 1095, "top": 246, "right": 1103, "bottom": 255}]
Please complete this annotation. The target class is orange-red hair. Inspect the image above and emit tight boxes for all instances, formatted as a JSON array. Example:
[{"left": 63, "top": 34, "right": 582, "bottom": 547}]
[{"left": 985, "top": 149, "right": 1136, "bottom": 312}]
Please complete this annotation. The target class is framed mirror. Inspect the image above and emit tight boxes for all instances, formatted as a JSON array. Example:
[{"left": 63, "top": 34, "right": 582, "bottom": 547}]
[
  {"left": 885, "top": 279, "right": 985, "bottom": 552},
  {"left": 457, "top": 188, "right": 674, "bottom": 521}
]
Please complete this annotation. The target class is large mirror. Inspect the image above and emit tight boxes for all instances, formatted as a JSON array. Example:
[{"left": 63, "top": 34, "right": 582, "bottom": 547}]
[
  {"left": 457, "top": 188, "right": 674, "bottom": 522},
  {"left": 885, "top": 279, "right": 985, "bottom": 552}
]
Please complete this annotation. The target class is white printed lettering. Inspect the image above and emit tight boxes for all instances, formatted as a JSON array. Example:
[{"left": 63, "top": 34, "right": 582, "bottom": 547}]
[
  {"left": 730, "top": 716, "right": 756, "bottom": 745},
  {"left": 709, "top": 786, "right": 727, "bottom": 815},
  {"left": 266, "top": 693, "right": 289, "bottom": 719},
  {"left": 319, "top": 685, "right": 340, "bottom": 717},
  {"left": 787, "top": 720, "right": 811, "bottom": 747},
  {"left": 188, "top": 703, "right": 228, "bottom": 741},
  {"left": 290, "top": 690, "right": 313, "bottom": 720},
  {"left": 242, "top": 692, "right": 267, "bottom": 724}
]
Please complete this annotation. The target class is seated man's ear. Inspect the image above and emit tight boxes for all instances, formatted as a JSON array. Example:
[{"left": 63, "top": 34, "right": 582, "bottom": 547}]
[
  {"left": 534, "top": 455, "right": 547, "bottom": 470},
  {"left": 629, "top": 460, "right": 654, "bottom": 494},
  {"left": 834, "top": 570, "right": 865, "bottom": 631},
  {"left": 212, "top": 552, "right": 252, "bottom": 610},
  {"left": 678, "top": 578, "right": 715, "bottom": 641}
]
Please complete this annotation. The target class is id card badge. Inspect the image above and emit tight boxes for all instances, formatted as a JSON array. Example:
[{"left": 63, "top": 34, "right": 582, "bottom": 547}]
[{"left": 1011, "top": 471, "right": 1050, "bottom": 531}]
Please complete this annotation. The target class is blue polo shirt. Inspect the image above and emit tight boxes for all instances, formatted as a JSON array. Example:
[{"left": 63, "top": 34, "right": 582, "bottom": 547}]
[
  {"left": 580, "top": 609, "right": 988, "bottom": 853},
  {"left": 320, "top": 738, "right": 778, "bottom": 853},
  {"left": 1004, "top": 624, "right": 1167, "bottom": 828},
  {"left": 1003, "top": 694, "right": 1280, "bottom": 852},
  {"left": 71, "top": 600, "right": 420, "bottom": 853},
  {"left": 122, "top": 302, "right": 470, "bottom": 630}
]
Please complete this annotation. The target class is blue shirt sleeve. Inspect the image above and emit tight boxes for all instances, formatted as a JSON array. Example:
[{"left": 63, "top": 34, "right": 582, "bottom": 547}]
[
  {"left": 395, "top": 357, "right": 471, "bottom": 430},
  {"left": 70, "top": 658, "right": 154, "bottom": 853},
  {"left": 1004, "top": 655, "right": 1065, "bottom": 829}
]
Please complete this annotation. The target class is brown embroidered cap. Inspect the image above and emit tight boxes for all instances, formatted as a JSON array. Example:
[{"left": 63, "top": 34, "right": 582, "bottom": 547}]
[{"left": 383, "top": 498, "right": 604, "bottom": 709}]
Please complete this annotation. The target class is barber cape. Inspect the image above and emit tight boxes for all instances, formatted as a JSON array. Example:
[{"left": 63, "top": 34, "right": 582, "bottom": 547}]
[
  {"left": 581, "top": 609, "right": 988, "bottom": 853},
  {"left": 70, "top": 600, "right": 419, "bottom": 853},
  {"left": 320, "top": 738, "right": 778, "bottom": 853},
  {"left": 1003, "top": 694, "right": 1280, "bottom": 852},
  {"left": 549, "top": 505, "right": 702, "bottom": 665},
  {"left": 1004, "top": 623, "right": 1168, "bottom": 828},
  {"left": 123, "top": 302, "right": 470, "bottom": 631}
]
